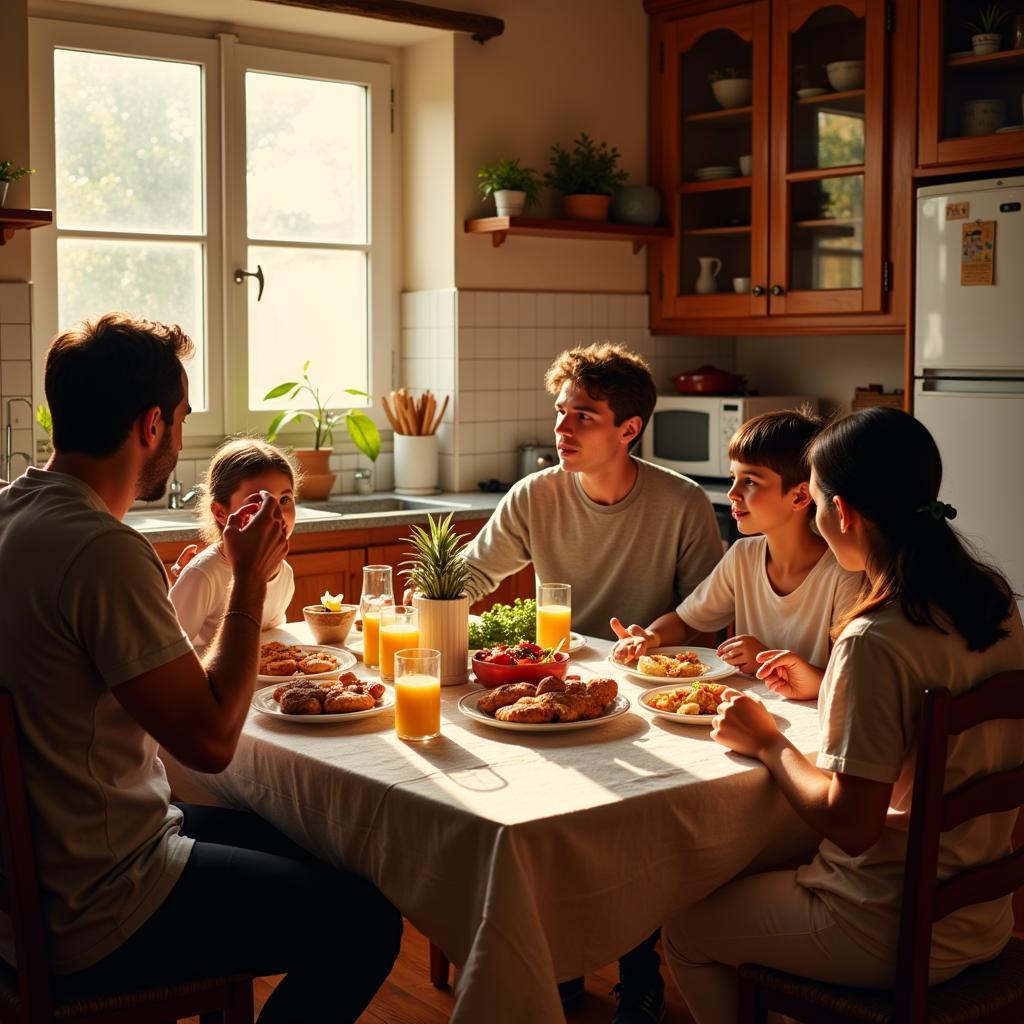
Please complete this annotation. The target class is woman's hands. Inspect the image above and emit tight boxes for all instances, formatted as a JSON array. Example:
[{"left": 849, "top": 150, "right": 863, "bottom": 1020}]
[
  {"left": 755, "top": 649, "right": 824, "bottom": 701},
  {"left": 710, "top": 687, "right": 783, "bottom": 760},
  {"left": 609, "top": 618, "right": 660, "bottom": 664}
]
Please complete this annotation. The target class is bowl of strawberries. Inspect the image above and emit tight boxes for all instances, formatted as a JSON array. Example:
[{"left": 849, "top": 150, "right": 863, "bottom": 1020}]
[{"left": 471, "top": 640, "right": 571, "bottom": 688}]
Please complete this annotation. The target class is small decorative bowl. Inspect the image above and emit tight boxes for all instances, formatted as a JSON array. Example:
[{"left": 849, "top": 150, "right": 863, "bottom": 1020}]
[
  {"left": 302, "top": 604, "right": 358, "bottom": 646},
  {"left": 825, "top": 60, "right": 865, "bottom": 91},
  {"left": 471, "top": 651, "right": 570, "bottom": 688}
]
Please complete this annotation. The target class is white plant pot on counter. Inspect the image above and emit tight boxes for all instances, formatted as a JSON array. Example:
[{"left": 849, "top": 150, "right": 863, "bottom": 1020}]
[
  {"left": 394, "top": 433, "right": 440, "bottom": 495},
  {"left": 493, "top": 189, "right": 526, "bottom": 217}
]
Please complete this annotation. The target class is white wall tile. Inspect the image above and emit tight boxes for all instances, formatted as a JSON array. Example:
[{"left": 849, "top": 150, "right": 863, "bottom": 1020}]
[
  {"left": 458, "top": 358, "right": 477, "bottom": 392},
  {"left": 554, "top": 328, "right": 576, "bottom": 355},
  {"left": 535, "top": 292, "right": 555, "bottom": 326},
  {"left": 498, "top": 390, "right": 518, "bottom": 421},
  {"left": 439, "top": 452, "right": 455, "bottom": 492},
  {"left": 517, "top": 327, "right": 537, "bottom": 358},
  {"left": 607, "top": 293, "right": 626, "bottom": 327},
  {"left": 437, "top": 290, "right": 455, "bottom": 329},
  {"left": 477, "top": 388, "right": 500, "bottom": 414},
  {"left": 554, "top": 292, "right": 574, "bottom": 327},
  {"left": 498, "top": 420, "right": 518, "bottom": 452},
  {"left": 572, "top": 293, "right": 591, "bottom": 326},
  {"left": 1, "top": 360, "right": 31, "bottom": 396},
  {"left": 436, "top": 419, "right": 455, "bottom": 455},
  {"left": 518, "top": 291, "right": 537, "bottom": 326},
  {"left": 517, "top": 358, "right": 534, "bottom": 389},
  {"left": 477, "top": 358, "right": 499, "bottom": 385},
  {"left": 476, "top": 326, "right": 499, "bottom": 359},
  {"left": 5, "top": 398, "right": 32, "bottom": 428},
  {"left": 591, "top": 293, "right": 610, "bottom": 328},
  {"left": 624, "top": 294, "right": 646, "bottom": 327},
  {"left": 456, "top": 290, "right": 475, "bottom": 329},
  {"left": 498, "top": 452, "right": 516, "bottom": 483},
  {"left": 400, "top": 292, "right": 415, "bottom": 329},
  {"left": 497, "top": 327, "right": 518, "bottom": 359},
  {"left": 498, "top": 291, "right": 519, "bottom": 325},
  {"left": 475, "top": 453, "right": 500, "bottom": 481},
  {"left": 0, "top": 284, "right": 31, "bottom": 325},
  {"left": 475, "top": 291, "right": 499, "bottom": 326},
  {"left": 1, "top": 324, "right": 31, "bottom": 361},
  {"left": 458, "top": 390, "right": 477, "bottom": 423},
  {"left": 376, "top": 453, "right": 395, "bottom": 491},
  {"left": 475, "top": 420, "right": 498, "bottom": 453}
]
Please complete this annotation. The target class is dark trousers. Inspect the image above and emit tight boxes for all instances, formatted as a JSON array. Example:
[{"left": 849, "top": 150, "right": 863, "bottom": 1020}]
[
  {"left": 620, "top": 928, "right": 662, "bottom": 984},
  {"left": 56, "top": 803, "right": 402, "bottom": 1023}
]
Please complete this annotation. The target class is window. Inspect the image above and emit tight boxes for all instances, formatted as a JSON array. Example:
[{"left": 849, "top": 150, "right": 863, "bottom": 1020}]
[{"left": 30, "top": 21, "right": 394, "bottom": 444}]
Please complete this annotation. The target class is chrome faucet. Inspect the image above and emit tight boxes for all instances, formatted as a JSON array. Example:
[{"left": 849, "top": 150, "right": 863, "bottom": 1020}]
[
  {"left": 3, "top": 398, "right": 33, "bottom": 481},
  {"left": 167, "top": 474, "right": 198, "bottom": 510}
]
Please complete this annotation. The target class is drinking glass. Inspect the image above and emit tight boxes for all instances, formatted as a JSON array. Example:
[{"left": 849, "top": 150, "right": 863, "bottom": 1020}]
[
  {"left": 536, "top": 583, "right": 572, "bottom": 652},
  {"left": 359, "top": 565, "right": 394, "bottom": 669},
  {"left": 379, "top": 605, "right": 419, "bottom": 681},
  {"left": 394, "top": 648, "right": 441, "bottom": 741}
]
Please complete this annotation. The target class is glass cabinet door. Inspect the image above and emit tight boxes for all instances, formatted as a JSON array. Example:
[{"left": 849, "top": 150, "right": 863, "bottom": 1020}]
[
  {"left": 663, "top": 2, "right": 771, "bottom": 320},
  {"left": 769, "top": 0, "right": 887, "bottom": 314}
]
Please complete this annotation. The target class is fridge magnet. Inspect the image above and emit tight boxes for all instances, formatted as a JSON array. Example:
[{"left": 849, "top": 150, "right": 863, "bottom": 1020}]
[
  {"left": 960, "top": 220, "right": 996, "bottom": 286},
  {"left": 946, "top": 201, "right": 970, "bottom": 220}
]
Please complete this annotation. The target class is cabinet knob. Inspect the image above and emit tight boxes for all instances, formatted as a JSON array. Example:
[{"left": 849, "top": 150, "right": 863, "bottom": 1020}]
[
  {"left": 770, "top": 284, "right": 784, "bottom": 296},
  {"left": 752, "top": 285, "right": 765, "bottom": 297}
]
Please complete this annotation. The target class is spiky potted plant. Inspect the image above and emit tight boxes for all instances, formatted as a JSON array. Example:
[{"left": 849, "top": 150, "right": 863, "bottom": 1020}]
[
  {"left": 967, "top": 2, "right": 1009, "bottom": 54},
  {"left": 403, "top": 513, "right": 472, "bottom": 685},
  {"left": 544, "top": 133, "right": 628, "bottom": 221},
  {"left": 477, "top": 157, "right": 542, "bottom": 218}
]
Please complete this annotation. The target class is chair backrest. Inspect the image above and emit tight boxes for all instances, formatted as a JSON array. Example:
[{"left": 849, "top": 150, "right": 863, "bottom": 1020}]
[
  {"left": 895, "top": 670, "right": 1024, "bottom": 1024},
  {"left": 0, "top": 688, "right": 55, "bottom": 1020}
]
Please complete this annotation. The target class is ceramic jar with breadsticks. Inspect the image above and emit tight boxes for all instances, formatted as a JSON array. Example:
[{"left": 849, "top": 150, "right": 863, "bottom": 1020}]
[{"left": 382, "top": 388, "right": 447, "bottom": 495}]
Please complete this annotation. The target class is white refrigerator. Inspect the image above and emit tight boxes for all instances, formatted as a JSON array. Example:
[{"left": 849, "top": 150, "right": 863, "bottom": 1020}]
[{"left": 915, "top": 175, "right": 1024, "bottom": 598}]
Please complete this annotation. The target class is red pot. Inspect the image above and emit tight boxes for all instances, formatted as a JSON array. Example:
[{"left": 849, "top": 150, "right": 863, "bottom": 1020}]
[
  {"left": 471, "top": 651, "right": 570, "bottom": 688},
  {"left": 670, "top": 364, "right": 746, "bottom": 395}
]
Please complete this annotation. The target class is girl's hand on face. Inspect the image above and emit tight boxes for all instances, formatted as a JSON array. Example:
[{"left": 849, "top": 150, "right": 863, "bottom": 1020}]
[
  {"left": 609, "top": 617, "right": 657, "bottom": 664},
  {"left": 755, "top": 649, "right": 823, "bottom": 701},
  {"left": 222, "top": 491, "right": 288, "bottom": 582},
  {"left": 716, "top": 634, "right": 769, "bottom": 674},
  {"left": 710, "top": 688, "right": 781, "bottom": 760}
]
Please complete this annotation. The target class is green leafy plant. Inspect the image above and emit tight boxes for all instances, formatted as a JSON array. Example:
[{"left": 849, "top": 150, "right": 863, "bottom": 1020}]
[
  {"left": 264, "top": 361, "right": 381, "bottom": 459},
  {"left": 35, "top": 404, "right": 52, "bottom": 436},
  {"left": 477, "top": 158, "right": 542, "bottom": 208},
  {"left": 708, "top": 67, "right": 749, "bottom": 83},
  {"left": 468, "top": 597, "right": 537, "bottom": 647},
  {"left": 967, "top": 2, "right": 1009, "bottom": 34},
  {"left": 544, "top": 133, "right": 629, "bottom": 197},
  {"left": 401, "top": 513, "right": 471, "bottom": 600},
  {"left": 0, "top": 161, "right": 34, "bottom": 184}
]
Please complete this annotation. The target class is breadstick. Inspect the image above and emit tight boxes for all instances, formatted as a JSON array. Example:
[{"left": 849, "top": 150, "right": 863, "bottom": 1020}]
[
  {"left": 381, "top": 395, "right": 402, "bottom": 434},
  {"left": 421, "top": 393, "right": 435, "bottom": 435},
  {"left": 429, "top": 395, "right": 449, "bottom": 435}
]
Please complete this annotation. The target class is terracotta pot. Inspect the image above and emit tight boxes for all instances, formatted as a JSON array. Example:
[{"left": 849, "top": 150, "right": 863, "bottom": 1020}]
[
  {"left": 562, "top": 194, "right": 611, "bottom": 221},
  {"left": 670, "top": 364, "right": 747, "bottom": 395},
  {"left": 413, "top": 594, "right": 470, "bottom": 685},
  {"left": 293, "top": 448, "right": 335, "bottom": 500}
]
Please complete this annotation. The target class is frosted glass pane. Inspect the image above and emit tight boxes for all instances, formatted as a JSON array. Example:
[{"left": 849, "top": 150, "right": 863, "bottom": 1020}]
[
  {"left": 246, "top": 72, "right": 367, "bottom": 244},
  {"left": 57, "top": 239, "right": 207, "bottom": 411},
  {"left": 54, "top": 49, "right": 203, "bottom": 234},
  {"left": 247, "top": 246, "right": 367, "bottom": 411}
]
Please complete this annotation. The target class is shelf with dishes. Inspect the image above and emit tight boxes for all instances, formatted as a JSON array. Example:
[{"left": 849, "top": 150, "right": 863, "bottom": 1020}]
[
  {"left": 682, "top": 224, "right": 751, "bottom": 237},
  {"left": 945, "top": 47, "right": 1024, "bottom": 70},
  {"left": 678, "top": 176, "right": 752, "bottom": 194},
  {"left": 684, "top": 104, "right": 752, "bottom": 124},
  {"left": 463, "top": 216, "right": 671, "bottom": 252}
]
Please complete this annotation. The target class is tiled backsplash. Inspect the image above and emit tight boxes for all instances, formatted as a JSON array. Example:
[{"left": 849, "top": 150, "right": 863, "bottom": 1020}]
[
  {"left": 0, "top": 282, "right": 34, "bottom": 482},
  {"left": 402, "top": 289, "right": 735, "bottom": 492}
]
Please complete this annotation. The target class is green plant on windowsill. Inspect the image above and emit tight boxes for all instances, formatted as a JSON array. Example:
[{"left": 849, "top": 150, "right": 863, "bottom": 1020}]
[{"left": 477, "top": 157, "right": 542, "bottom": 217}]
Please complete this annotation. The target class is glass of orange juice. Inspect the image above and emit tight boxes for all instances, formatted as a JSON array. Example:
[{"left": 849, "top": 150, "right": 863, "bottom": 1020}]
[
  {"left": 360, "top": 565, "right": 394, "bottom": 669},
  {"left": 537, "top": 583, "right": 572, "bottom": 652},
  {"left": 379, "top": 605, "right": 419, "bottom": 681},
  {"left": 394, "top": 648, "right": 441, "bottom": 741}
]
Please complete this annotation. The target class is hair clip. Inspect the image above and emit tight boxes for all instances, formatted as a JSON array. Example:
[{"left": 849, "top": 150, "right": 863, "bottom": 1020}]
[{"left": 916, "top": 499, "right": 957, "bottom": 522}]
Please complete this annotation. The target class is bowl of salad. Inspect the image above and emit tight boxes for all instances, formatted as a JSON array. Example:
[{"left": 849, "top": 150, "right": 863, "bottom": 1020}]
[{"left": 471, "top": 641, "right": 570, "bottom": 688}]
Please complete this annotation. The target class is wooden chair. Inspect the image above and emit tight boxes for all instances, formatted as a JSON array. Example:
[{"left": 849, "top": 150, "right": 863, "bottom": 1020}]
[
  {"left": 738, "top": 669, "right": 1024, "bottom": 1024},
  {"left": 0, "top": 690, "right": 254, "bottom": 1023}
]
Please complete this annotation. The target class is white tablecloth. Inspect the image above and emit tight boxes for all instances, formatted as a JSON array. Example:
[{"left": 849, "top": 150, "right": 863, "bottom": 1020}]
[{"left": 169, "top": 626, "right": 822, "bottom": 1023}]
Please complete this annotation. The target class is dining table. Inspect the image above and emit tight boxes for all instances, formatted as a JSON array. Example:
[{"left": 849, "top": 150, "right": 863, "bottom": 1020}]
[{"left": 166, "top": 624, "right": 823, "bottom": 1023}]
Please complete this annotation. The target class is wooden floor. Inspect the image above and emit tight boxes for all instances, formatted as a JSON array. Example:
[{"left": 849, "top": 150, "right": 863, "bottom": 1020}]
[{"left": 185, "top": 921, "right": 695, "bottom": 1023}]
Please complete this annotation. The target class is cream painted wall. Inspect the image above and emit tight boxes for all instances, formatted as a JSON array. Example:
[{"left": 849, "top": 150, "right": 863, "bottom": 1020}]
[
  {"left": 402, "top": 35, "right": 455, "bottom": 291},
  {"left": 735, "top": 335, "right": 905, "bottom": 416},
  {"left": 0, "top": 0, "right": 31, "bottom": 281}
]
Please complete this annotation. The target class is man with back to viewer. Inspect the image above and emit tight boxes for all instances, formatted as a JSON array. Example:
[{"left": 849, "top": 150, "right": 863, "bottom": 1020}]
[{"left": 0, "top": 312, "right": 401, "bottom": 1022}]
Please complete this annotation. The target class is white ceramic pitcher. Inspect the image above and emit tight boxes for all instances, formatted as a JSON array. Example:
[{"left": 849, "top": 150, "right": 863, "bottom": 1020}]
[{"left": 695, "top": 257, "right": 722, "bottom": 294}]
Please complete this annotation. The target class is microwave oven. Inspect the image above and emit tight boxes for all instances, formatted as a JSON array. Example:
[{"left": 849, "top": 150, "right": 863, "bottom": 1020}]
[{"left": 640, "top": 395, "right": 818, "bottom": 479}]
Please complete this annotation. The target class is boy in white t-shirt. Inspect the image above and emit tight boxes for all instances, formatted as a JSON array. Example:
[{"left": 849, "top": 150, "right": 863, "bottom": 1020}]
[{"left": 611, "top": 408, "right": 862, "bottom": 691}]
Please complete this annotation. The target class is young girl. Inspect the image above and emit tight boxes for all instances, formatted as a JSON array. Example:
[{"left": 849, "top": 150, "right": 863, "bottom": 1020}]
[
  {"left": 662, "top": 407, "right": 1023, "bottom": 1024},
  {"left": 171, "top": 438, "right": 299, "bottom": 653}
]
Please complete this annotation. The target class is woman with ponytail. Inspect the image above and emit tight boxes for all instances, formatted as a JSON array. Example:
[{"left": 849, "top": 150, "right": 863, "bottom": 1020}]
[{"left": 662, "top": 408, "right": 1023, "bottom": 1024}]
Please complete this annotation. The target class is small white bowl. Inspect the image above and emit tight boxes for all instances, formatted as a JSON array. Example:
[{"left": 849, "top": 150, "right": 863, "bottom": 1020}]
[
  {"left": 825, "top": 60, "right": 865, "bottom": 91},
  {"left": 711, "top": 77, "right": 753, "bottom": 109}
]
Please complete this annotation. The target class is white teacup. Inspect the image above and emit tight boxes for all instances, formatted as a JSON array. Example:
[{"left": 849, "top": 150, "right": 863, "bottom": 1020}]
[
  {"left": 738, "top": 155, "right": 752, "bottom": 177},
  {"left": 732, "top": 277, "right": 751, "bottom": 294}
]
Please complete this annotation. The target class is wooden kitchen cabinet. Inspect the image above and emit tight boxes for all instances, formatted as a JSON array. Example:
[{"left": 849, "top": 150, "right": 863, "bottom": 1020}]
[
  {"left": 646, "top": 0, "right": 912, "bottom": 334},
  {"left": 287, "top": 548, "right": 366, "bottom": 622}
]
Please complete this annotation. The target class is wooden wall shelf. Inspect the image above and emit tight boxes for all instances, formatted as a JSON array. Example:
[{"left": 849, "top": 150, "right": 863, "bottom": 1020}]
[
  {"left": 945, "top": 47, "right": 1024, "bottom": 70},
  {"left": 0, "top": 208, "right": 53, "bottom": 245},
  {"left": 464, "top": 216, "right": 671, "bottom": 253}
]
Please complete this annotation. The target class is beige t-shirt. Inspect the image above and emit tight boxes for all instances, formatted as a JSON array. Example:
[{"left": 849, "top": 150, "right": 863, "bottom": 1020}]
[
  {"left": 677, "top": 536, "right": 863, "bottom": 667},
  {"left": 0, "top": 468, "right": 195, "bottom": 974},
  {"left": 797, "top": 601, "right": 1024, "bottom": 968},
  {"left": 170, "top": 542, "right": 294, "bottom": 654},
  {"left": 463, "top": 459, "right": 723, "bottom": 639}
]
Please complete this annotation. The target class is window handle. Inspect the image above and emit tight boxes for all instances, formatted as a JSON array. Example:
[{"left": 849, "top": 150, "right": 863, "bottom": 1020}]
[{"left": 234, "top": 264, "right": 265, "bottom": 302}]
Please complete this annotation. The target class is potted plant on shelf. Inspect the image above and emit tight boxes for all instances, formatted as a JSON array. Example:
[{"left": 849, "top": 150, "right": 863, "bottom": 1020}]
[
  {"left": 708, "top": 67, "right": 753, "bottom": 109},
  {"left": 265, "top": 361, "right": 381, "bottom": 500},
  {"left": 404, "top": 513, "right": 472, "bottom": 685},
  {"left": 967, "top": 2, "right": 1009, "bottom": 54},
  {"left": 544, "top": 133, "right": 628, "bottom": 221},
  {"left": 477, "top": 157, "right": 542, "bottom": 218},
  {"left": 0, "top": 161, "right": 34, "bottom": 208}
]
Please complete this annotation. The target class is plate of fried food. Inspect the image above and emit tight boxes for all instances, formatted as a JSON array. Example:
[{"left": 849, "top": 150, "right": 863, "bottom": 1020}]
[
  {"left": 252, "top": 673, "right": 393, "bottom": 724},
  {"left": 615, "top": 646, "right": 735, "bottom": 684},
  {"left": 257, "top": 641, "right": 357, "bottom": 683},
  {"left": 458, "top": 674, "right": 629, "bottom": 733},
  {"left": 638, "top": 680, "right": 729, "bottom": 725}
]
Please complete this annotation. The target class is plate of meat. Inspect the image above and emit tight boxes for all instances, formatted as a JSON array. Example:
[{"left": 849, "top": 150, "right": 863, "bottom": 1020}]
[
  {"left": 251, "top": 674, "right": 393, "bottom": 724},
  {"left": 458, "top": 675, "right": 629, "bottom": 732},
  {"left": 257, "top": 641, "right": 357, "bottom": 684}
]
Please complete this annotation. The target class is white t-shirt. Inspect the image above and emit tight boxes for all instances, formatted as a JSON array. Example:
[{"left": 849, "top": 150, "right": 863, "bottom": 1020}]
[
  {"left": 169, "top": 542, "right": 294, "bottom": 654},
  {"left": 797, "top": 601, "right": 1024, "bottom": 968},
  {"left": 677, "top": 536, "right": 863, "bottom": 667},
  {"left": 0, "top": 468, "right": 195, "bottom": 974}
]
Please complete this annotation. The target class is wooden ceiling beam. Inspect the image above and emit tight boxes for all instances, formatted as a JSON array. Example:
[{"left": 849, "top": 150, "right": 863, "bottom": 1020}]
[{"left": 256, "top": 0, "right": 504, "bottom": 42}]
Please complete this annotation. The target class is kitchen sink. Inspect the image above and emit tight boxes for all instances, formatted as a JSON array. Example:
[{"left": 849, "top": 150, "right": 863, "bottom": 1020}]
[
  {"left": 123, "top": 507, "right": 202, "bottom": 532},
  {"left": 304, "top": 496, "right": 469, "bottom": 516}
]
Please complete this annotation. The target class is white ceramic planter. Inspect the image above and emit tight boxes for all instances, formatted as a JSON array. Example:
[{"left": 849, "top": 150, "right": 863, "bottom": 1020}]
[
  {"left": 711, "top": 78, "right": 753, "bottom": 109},
  {"left": 972, "top": 33, "right": 1001, "bottom": 55},
  {"left": 0, "top": 182, "right": 7, "bottom": 207},
  {"left": 494, "top": 189, "right": 526, "bottom": 217},
  {"left": 962, "top": 98, "right": 1006, "bottom": 136},
  {"left": 414, "top": 594, "right": 470, "bottom": 685},
  {"left": 825, "top": 60, "right": 865, "bottom": 91},
  {"left": 394, "top": 433, "right": 439, "bottom": 495}
]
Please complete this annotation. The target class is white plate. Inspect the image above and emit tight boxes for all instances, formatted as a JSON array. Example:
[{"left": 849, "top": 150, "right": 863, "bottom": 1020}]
[
  {"left": 256, "top": 644, "right": 357, "bottom": 684},
  {"left": 695, "top": 165, "right": 739, "bottom": 174},
  {"left": 694, "top": 169, "right": 740, "bottom": 180},
  {"left": 612, "top": 646, "right": 737, "bottom": 684},
  {"left": 251, "top": 683, "right": 393, "bottom": 724},
  {"left": 996, "top": 125, "right": 1024, "bottom": 133},
  {"left": 457, "top": 689, "right": 630, "bottom": 733},
  {"left": 795, "top": 87, "right": 830, "bottom": 98},
  {"left": 638, "top": 683, "right": 719, "bottom": 725}
]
